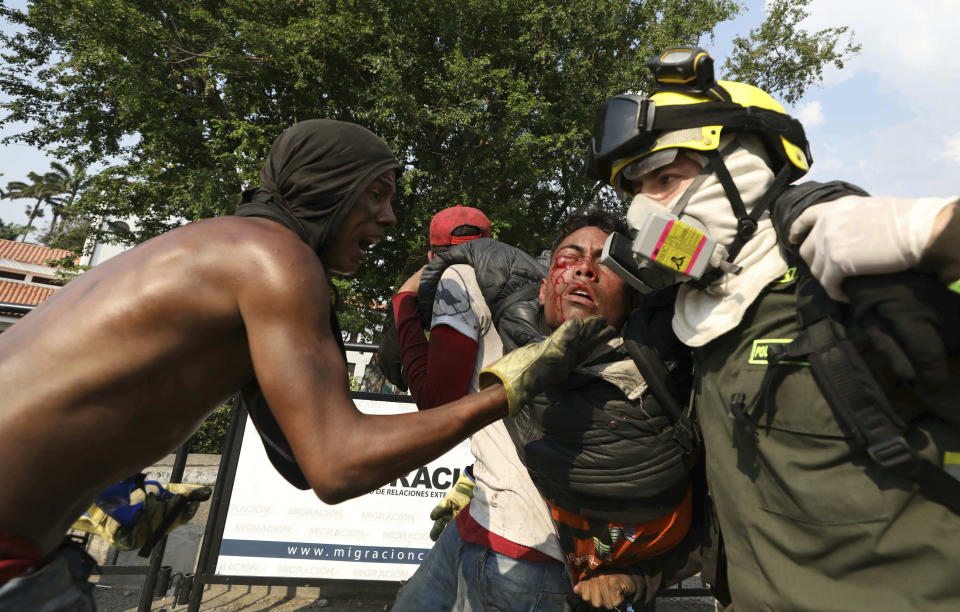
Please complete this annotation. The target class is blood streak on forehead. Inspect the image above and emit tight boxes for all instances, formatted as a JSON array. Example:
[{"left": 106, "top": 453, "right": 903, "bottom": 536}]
[{"left": 547, "top": 248, "right": 600, "bottom": 324}]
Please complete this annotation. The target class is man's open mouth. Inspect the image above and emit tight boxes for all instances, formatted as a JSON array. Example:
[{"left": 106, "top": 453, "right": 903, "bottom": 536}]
[
  {"left": 567, "top": 287, "right": 596, "bottom": 305},
  {"left": 359, "top": 236, "right": 383, "bottom": 250}
]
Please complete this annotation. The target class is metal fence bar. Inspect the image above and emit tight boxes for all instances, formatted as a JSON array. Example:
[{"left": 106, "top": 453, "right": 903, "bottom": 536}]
[
  {"left": 186, "top": 395, "right": 248, "bottom": 611},
  {"left": 96, "top": 566, "right": 153, "bottom": 576},
  {"left": 137, "top": 440, "right": 190, "bottom": 611}
]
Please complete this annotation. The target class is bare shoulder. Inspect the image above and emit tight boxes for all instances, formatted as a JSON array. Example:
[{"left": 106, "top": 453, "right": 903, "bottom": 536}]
[
  {"left": 186, "top": 216, "right": 318, "bottom": 265},
  {"left": 191, "top": 218, "right": 334, "bottom": 330},
  {"left": 178, "top": 217, "right": 328, "bottom": 293}
]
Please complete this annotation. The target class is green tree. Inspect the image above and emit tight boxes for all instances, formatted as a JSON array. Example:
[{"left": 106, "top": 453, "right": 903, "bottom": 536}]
[
  {"left": 722, "top": 0, "right": 860, "bottom": 105},
  {"left": 0, "top": 177, "right": 20, "bottom": 240},
  {"left": 2, "top": 170, "right": 63, "bottom": 241},
  {"left": 0, "top": 0, "right": 857, "bottom": 338},
  {"left": 0, "top": 220, "right": 27, "bottom": 241},
  {"left": 38, "top": 162, "right": 92, "bottom": 249},
  {"left": 187, "top": 402, "right": 232, "bottom": 454}
]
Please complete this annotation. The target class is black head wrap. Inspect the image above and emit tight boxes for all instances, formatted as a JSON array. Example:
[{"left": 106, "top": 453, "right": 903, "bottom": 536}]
[
  {"left": 236, "top": 119, "right": 401, "bottom": 254},
  {"left": 235, "top": 119, "right": 399, "bottom": 489}
]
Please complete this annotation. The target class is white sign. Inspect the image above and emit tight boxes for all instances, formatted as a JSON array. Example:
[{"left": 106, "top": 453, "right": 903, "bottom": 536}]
[{"left": 215, "top": 398, "right": 473, "bottom": 581}]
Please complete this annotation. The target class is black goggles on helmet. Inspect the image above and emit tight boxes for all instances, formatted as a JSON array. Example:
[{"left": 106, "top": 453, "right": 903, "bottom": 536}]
[
  {"left": 591, "top": 95, "right": 659, "bottom": 162},
  {"left": 590, "top": 46, "right": 722, "bottom": 163},
  {"left": 590, "top": 96, "right": 808, "bottom": 165}
]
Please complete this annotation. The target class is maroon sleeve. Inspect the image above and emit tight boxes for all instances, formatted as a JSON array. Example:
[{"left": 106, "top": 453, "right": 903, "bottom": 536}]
[{"left": 391, "top": 292, "right": 479, "bottom": 410}]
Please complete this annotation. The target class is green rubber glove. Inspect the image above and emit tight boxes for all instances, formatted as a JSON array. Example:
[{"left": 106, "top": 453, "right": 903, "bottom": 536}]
[
  {"left": 479, "top": 316, "right": 616, "bottom": 416},
  {"left": 429, "top": 470, "right": 476, "bottom": 541}
]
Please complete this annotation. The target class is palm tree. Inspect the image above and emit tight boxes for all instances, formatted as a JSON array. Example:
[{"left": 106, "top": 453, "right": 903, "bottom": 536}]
[
  {"left": 0, "top": 220, "right": 27, "bottom": 241},
  {"left": 0, "top": 174, "right": 18, "bottom": 240},
  {"left": 42, "top": 162, "right": 90, "bottom": 241},
  {"left": 3, "top": 170, "right": 64, "bottom": 241}
]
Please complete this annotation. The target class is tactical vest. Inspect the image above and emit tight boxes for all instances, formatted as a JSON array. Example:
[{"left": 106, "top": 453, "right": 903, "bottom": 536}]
[{"left": 759, "top": 180, "right": 960, "bottom": 514}]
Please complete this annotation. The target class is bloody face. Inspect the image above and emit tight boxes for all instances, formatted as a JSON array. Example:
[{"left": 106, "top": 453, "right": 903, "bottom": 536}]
[{"left": 538, "top": 226, "right": 630, "bottom": 330}]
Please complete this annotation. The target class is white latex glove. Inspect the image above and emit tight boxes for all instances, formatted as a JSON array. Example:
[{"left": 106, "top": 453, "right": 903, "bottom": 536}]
[{"left": 788, "top": 195, "right": 955, "bottom": 301}]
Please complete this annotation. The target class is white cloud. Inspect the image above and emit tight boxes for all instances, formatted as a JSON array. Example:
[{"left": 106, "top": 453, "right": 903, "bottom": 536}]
[
  {"left": 795, "top": 100, "right": 825, "bottom": 128},
  {"left": 780, "top": 0, "right": 960, "bottom": 198},
  {"left": 805, "top": 115, "right": 959, "bottom": 198},
  {"left": 944, "top": 131, "right": 960, "bottom": 166},
  {"left": 802, "top": 0, "right": 960, "bottom": 113}
]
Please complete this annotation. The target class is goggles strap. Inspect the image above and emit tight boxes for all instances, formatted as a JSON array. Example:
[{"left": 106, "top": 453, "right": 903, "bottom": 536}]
[
  {"left": 670, "top": 140, "right": 739, "bottom": 218},
  {"left": 706, "top": 148, "right": 748, "bottom": 221},
  {"left": 652, "top": 105, "right": 808, "bottom": 153},
  {"left": 705, "top": 83, "right": 733, "bottom": 102}
]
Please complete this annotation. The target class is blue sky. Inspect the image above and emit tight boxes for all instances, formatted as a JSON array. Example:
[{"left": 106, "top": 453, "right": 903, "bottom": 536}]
[
  {"left": 2, "top": 0, "right": 958, "bottom": 227},
  {"left": 779, "top": 0, "right": 960, "bottom": 198}
]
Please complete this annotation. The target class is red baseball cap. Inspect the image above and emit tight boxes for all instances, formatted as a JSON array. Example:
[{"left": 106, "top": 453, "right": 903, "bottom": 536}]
[{"left": 429, "top": 205, "right": 492, "bottom": 247}]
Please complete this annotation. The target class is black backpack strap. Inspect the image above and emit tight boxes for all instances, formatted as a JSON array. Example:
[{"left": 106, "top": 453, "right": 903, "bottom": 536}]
[
  {"left": 238, "top": 287, "right": 346, "bottom": 492},
  {"left": 376, "top": 305, "right": 408, "bottom": 391},
  {"left": 622, "top": 338, "right": 698, "bottom": 454},
  {"left": 758, "top": 275, "right": 960, "bottom": 515},
  {"left": 762, "top": 181, "right": 960, "bottom": 514},
  {"left": 622, "top": 288, "right": 699, "bottom": 454},
  {"left": 770, "top": 180, "right": 871, "bottom": 266}
]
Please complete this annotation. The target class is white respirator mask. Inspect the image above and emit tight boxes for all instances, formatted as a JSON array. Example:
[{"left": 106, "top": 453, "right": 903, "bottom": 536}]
[{"left": 601, "top": 146, "right": 742, "bottom": 293}]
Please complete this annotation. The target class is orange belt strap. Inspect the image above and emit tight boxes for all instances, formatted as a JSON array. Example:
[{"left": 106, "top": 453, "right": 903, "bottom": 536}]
[{"left": 548, "top": 486, "right": 692, "bottom": 584}]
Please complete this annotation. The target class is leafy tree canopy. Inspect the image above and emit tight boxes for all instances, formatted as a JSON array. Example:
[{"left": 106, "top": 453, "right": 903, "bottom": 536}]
[
  {"left": 723, "top": 0, "right": 860, "bottom": 105},
  {"left": 0, "top": 219, "right": 26, "bottom": 241},
  {"left": 0, "top": 0, "right": 856, "bottom": 339}
]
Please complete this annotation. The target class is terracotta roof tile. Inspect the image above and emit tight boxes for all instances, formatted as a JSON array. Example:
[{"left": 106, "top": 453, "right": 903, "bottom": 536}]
[
  {"left": 0, "top": 279, "right": 56, "bottom": 307},
  {"left": 0, "top": 239, "right": 73, "bottom": 266}
]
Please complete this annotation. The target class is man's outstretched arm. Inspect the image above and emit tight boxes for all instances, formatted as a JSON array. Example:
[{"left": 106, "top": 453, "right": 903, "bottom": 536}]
[
  {"left": 237, "top": 245, "right": 508, "bottom": 503},
  {"left": 237, "top": 238, "right": 613, "bottom": 503}
]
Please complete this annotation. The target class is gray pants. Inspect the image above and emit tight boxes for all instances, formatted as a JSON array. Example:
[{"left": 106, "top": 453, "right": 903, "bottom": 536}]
[{"left": 0, "top": 539, "right": 96, "bottom": 611}]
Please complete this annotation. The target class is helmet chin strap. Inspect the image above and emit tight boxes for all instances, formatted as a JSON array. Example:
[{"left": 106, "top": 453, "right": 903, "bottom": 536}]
[{"left": 667, "top": 140, "right": 794, "bottom": 289}]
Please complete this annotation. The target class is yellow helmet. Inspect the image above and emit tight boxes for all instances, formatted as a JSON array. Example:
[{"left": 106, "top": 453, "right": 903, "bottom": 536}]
[
  {"left": 586, "top": 47, "right": 814, "bottom": 291},
  {"left": 587, "top": 48, "right": 811, "bottom": 193}
]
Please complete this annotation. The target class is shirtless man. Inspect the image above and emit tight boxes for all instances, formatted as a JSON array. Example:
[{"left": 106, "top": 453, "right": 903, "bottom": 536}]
[{"left": 0, "top": 119, "right": 608, "bottom": 609}]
